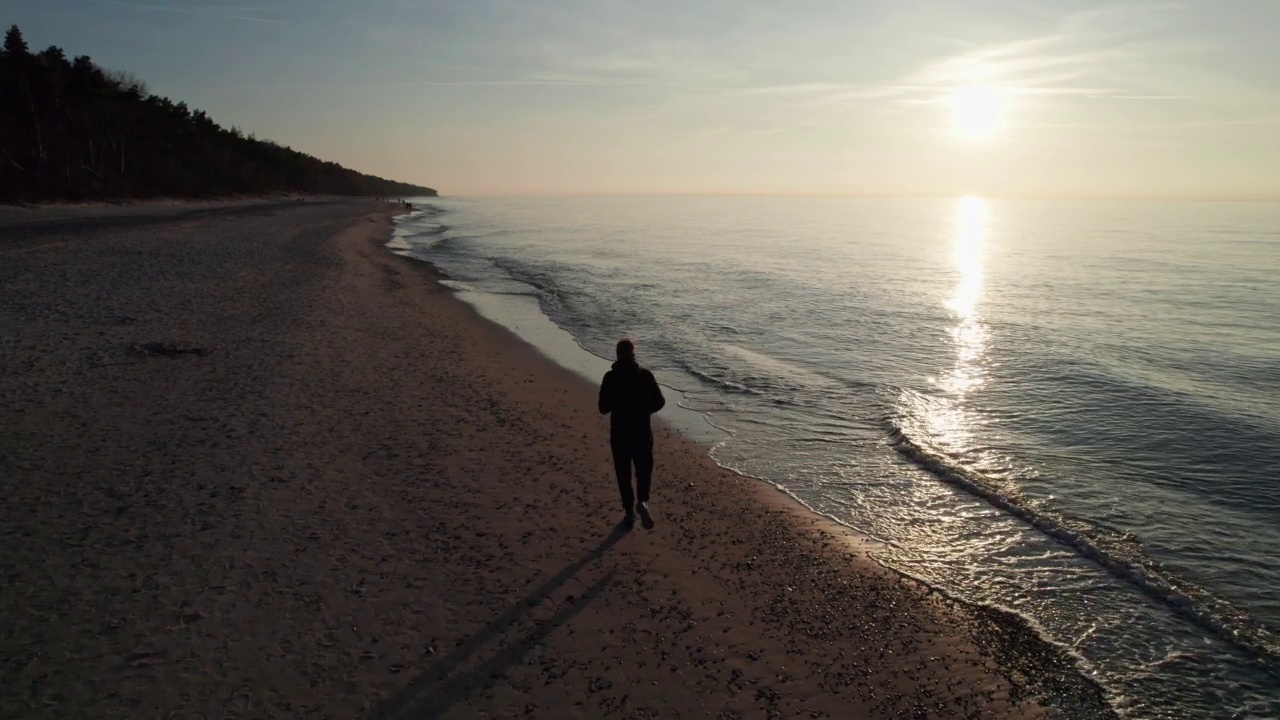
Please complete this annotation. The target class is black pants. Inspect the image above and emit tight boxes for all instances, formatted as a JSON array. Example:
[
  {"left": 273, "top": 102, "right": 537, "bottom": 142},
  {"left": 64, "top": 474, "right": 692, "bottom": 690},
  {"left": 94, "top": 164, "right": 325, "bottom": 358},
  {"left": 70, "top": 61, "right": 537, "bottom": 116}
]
[{"left": 611, "top": 434, "right": 653, "bottom": 512}]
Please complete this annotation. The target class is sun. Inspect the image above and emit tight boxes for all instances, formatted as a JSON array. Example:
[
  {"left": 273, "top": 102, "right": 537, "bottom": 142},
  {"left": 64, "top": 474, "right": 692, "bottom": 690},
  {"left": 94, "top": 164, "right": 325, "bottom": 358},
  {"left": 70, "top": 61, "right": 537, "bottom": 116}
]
[{"left": 947, "top": 86, "right": 1010, "bottom": 140}]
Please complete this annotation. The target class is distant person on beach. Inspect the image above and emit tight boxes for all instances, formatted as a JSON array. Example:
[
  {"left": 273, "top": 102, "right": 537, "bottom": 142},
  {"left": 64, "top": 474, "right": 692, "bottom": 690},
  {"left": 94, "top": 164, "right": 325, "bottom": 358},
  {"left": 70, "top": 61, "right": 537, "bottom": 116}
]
[{"left": 598, "top": 338, "right": 665, "bottom": 529}]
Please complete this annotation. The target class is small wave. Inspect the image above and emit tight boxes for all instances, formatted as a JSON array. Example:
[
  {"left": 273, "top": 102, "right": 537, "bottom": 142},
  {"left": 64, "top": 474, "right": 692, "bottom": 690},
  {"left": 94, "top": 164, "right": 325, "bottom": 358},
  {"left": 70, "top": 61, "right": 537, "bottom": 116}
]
[
  {"left": 886, "top": 422, "right": 1280, "bottom": 667},
  {"left": 680, "top": 365, "right": 758, "bottom": 395},
  {"left": 485, "top": 289, "right": 542, "bottom": 298},
  {"left": 487, "top": 258, "right": 562, "bottom": 298},
  {"left": 709, "top": 323, "right": 743, "bottom": 335},
  {"left": 406, "top": 223, "right": 449, "bottom": 239},
  {"left": 405, "top": 203, "right": 445, "bottom": 218}
]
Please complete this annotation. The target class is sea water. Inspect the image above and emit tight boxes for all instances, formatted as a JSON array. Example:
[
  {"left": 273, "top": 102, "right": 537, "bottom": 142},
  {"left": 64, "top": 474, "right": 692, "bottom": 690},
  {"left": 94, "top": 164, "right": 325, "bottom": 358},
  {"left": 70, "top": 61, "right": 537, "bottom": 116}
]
[{"left": 391, "top": 196, "right": 1280, "bottom": 719}]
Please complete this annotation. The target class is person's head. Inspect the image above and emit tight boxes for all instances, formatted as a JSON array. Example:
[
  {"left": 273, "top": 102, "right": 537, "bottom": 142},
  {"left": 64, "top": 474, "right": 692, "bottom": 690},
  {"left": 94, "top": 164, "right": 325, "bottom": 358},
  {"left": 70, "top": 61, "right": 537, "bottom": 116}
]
[{"left": 616, "top": 338, "right": 635, "bottom": 361}]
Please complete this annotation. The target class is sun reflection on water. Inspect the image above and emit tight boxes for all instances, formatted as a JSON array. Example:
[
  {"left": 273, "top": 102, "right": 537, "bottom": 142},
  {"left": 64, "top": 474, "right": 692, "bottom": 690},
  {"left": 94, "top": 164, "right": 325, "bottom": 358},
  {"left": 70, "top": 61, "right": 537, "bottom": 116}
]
[
  {"left": 927, "top": 196, "right": 990, "bottom": 448},
  {"left": 946, "top": 196, "right": 986, "bottom": 323}
]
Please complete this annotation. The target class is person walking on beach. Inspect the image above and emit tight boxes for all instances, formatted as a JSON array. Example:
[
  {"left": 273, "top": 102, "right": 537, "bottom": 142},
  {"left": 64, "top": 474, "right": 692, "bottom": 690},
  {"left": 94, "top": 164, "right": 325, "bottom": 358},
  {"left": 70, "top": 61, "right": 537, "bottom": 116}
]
[{"left": 598, "top": 338, "right": 665, "bottom": 529}]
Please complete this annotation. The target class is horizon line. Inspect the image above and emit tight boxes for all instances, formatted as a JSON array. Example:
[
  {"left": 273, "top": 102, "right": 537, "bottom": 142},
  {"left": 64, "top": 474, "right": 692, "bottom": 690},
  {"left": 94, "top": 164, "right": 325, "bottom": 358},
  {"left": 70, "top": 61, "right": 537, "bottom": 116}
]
[{"left": 411, "top": 191, "right": 1280, "bottom": 202}]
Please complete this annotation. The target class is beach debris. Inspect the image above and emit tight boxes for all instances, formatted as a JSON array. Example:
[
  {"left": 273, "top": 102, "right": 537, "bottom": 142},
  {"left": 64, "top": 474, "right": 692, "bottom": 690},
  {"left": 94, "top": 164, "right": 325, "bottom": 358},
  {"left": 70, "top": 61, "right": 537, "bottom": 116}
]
[
  {"left": 129, "top": 341, "right": 210, "bottom": 358},
  {"left": 124, "top": 650, "right": 166, "bottom": 668}
]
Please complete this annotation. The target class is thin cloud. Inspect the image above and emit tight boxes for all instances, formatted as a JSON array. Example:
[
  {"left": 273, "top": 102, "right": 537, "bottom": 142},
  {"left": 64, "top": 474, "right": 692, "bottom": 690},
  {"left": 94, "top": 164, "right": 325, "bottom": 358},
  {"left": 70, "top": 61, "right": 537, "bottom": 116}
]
[
  {"left": 97, "top": 0, "right": 290, "bottom": 25},
  {"left": 373, "top": 78, "right": 687, "bottom": 89},
  {"left": 1097, "top": 94, "right": 1196, "bottom": 101},
  {"left": 1142, "top": 115, "right": 1280, "bottom": 129},
  {"left": 383, "top": 80, "right": 598, "bottom": 87},
  {"left": 887, "top": 3, "right": 1222, "bottom": 116},
  {"left": 208, "top": 77, "right": 689, "bottom": 92},
  {"left": 740, "top": 83, "right": 908, "bottom": 99},
  {"left": 911, "top": 34, "right": 1128, "bottom": 91},
  {"left": 1014, "top": 114, "right": 1280, "bottom": 131}
]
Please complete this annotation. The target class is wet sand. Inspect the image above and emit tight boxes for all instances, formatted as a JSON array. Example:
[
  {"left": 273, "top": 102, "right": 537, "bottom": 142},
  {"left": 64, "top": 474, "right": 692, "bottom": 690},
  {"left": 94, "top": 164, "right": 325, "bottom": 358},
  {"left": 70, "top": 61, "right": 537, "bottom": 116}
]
[{"left": 0, "top": 199, "right": 1113, "bottom": 719}]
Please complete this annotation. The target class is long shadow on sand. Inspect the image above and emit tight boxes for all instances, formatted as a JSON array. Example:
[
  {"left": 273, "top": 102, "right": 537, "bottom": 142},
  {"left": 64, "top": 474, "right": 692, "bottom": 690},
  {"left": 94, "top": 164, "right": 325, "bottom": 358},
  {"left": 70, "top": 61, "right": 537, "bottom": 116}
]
[{"left": 370, "top": 524, "right": 629, "bottom": 720}]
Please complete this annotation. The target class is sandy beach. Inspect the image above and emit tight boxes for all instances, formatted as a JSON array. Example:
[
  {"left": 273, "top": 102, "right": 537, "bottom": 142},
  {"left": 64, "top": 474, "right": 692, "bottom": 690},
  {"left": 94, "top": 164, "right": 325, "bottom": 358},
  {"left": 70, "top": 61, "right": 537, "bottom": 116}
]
[{"left": 0, "top": 199, "right": 1113, "bottom": 719}]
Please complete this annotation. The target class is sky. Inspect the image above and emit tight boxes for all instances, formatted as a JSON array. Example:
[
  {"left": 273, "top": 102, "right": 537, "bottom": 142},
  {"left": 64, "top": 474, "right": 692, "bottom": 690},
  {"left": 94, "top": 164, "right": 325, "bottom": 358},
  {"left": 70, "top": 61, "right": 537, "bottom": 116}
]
[{"left": 7, "top": 0, "right": 1280, "bottom": 197}]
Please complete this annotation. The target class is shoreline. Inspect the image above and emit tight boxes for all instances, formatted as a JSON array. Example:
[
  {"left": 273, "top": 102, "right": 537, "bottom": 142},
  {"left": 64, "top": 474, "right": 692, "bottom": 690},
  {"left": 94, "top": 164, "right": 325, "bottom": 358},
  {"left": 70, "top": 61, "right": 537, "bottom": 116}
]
[
  {"left": 382, "top": 207, "right": 1118, "bottom": 717},
  {"left": 1, "top": 199, "right": 1114, "bottom": 718}
]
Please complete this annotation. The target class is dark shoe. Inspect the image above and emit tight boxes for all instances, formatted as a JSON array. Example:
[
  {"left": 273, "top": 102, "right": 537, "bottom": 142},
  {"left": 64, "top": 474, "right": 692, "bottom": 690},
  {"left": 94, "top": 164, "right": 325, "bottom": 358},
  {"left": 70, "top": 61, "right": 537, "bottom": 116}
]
[
  {"left": 623, "top": 512, "right": 636, "bottom": 530},
  {"left": 637, "top": 503, "right": 655, "bottom": 530}
]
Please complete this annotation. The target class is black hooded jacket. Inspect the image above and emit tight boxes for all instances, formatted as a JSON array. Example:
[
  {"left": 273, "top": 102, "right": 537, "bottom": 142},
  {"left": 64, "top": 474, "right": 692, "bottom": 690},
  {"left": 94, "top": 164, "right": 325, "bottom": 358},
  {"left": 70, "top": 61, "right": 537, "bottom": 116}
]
[{"left": 598, "top": 358, "right": 666, "bottom": 437}]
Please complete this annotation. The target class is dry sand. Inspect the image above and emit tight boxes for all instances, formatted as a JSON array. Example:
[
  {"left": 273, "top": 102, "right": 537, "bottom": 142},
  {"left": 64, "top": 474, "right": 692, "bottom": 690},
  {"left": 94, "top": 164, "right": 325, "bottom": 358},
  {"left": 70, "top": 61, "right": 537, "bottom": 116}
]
[{"left": 0, "top": 199, "right": 1114, "bottom": 719}]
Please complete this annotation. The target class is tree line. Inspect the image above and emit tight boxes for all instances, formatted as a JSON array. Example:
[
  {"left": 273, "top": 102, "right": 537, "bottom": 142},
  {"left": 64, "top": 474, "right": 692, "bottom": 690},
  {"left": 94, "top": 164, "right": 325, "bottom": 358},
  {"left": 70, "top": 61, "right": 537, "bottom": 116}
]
[{"left": 0, "top": 24, "right": 436, "bottom": 203}]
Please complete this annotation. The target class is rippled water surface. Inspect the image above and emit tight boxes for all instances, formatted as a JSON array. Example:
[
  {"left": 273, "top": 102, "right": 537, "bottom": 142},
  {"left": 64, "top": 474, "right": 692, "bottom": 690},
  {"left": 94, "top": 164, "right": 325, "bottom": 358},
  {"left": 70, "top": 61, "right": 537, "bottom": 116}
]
[{"left": 394, "top": 196, "right": 1280, "bottom": 718}]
